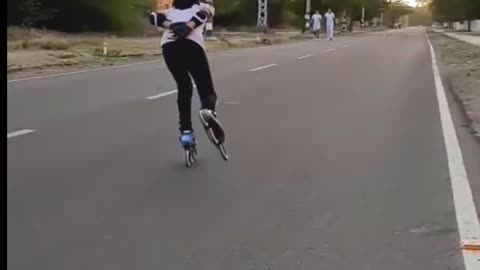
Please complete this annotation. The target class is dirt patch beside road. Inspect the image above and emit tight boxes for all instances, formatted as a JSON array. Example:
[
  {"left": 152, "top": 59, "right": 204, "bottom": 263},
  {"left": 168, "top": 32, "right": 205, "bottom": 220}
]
[
  {"left": 428, "top": 31, "right": 480, "bottom": 140},
  {"left": 6, "top": 27, "right": 310, "bottom": 80}
]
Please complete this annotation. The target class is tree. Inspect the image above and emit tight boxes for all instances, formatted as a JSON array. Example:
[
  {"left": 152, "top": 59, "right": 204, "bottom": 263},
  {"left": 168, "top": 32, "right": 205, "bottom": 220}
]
[
  {"left": 7, "top": 0, "right": 52, "bottom": 27},
  {"left": 384, "top": 0, "right": 413, "bottom": 26},
  {"left": 7, "top": 0, "right": 419, "bottom": 33},
  {"left": 463, "top": 0, "right": 480, "bottom": 31},
  {"left": 8, "top": 0, "right": 149, "bottom": 33},
  {"left": 431, "top": 0, "right": 480, "bottom": 31},
  {"left": 318, "top": 0, "right": 387, "bottom": 30}
]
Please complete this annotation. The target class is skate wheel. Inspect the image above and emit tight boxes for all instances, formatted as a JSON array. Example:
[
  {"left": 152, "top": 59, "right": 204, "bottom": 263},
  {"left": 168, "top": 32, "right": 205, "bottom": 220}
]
[
  {"left": 185, "top": 149, "right": 194, "bottom": 168},
  {"left": 185, "top": 153, "right": 192, "bottom": 167},
  {"left": 190, "top": 147, "right": 198, "bottom": 163},
  {"left": 218, "top": 144, "right": 229, "bottom": 161},
  {"left": 206, "top": 128, "right": 219, "bottom": 145}
]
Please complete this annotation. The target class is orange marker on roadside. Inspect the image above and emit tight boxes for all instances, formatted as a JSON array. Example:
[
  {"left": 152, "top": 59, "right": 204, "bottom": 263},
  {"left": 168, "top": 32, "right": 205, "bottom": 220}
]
[{"left": 461, "top": 240, "right": 480, "bottom": 251}]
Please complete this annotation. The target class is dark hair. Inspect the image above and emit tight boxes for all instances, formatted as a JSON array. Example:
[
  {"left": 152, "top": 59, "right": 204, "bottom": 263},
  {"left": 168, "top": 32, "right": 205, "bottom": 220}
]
[{"left": 172, "top": 0, "right": 200, "bottom": 9}]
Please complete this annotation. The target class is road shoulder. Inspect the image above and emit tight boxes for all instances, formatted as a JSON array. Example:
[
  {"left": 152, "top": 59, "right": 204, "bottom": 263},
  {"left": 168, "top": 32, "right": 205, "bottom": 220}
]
[
  {"left": 428, "top": 30, "right": 480, "bottom": 141},
  {"left": 428, "top": 31, "right": 480, "bottom": 251}
]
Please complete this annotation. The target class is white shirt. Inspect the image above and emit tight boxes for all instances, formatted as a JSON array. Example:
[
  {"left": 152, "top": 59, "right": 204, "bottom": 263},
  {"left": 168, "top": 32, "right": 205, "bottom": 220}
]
[
  {"left": 160, "top": 4, "right": 214, "bottom": 49},
  {"left": 311, "top": 14, "right": 322, "bottom": 30},
  {"left": 325, "top": 12, "right": 335, "bottom": 26}
]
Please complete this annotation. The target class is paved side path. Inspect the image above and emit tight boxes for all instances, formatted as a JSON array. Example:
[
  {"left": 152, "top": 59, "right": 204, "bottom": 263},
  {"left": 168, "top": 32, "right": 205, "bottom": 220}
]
[{"left": 435, "top": 30, "right": 480, "bottom": 47}]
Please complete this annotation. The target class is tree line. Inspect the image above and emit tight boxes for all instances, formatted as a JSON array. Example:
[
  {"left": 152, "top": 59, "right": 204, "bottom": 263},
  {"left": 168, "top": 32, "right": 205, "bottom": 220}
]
[
  {"left": 7, "top": 0, "right": 150, "bottom": 33},
  {"left": 430, "top": 0, "right": 480, "bottom": 31},
  {"left": 8, "top": 0, "right": 416, "bottom": 33}
]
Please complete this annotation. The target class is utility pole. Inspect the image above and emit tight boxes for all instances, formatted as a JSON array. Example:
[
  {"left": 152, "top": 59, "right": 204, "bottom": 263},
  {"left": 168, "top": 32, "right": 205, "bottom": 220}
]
[
  {"left": 257, "top": 0, "right": 268, "bottom": 32},
  {"left": 361, "top": 6, "right": 365, "bottom": 27},
  {"left": 380, "top": 0, "right": 391, "bottom": 26},
  {"left": 303, "top": 0, "right": 311, "bottom": 33},
  {"left": 205, "top": 0, "right": 214, "bottom": 37}
]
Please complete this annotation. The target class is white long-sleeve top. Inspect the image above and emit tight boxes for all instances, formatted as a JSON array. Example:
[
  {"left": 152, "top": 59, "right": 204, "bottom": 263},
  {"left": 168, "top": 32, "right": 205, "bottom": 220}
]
[
  {"left": 325, "top": 12, "right": 335, "bottom": 27},
  {"left": 311, "top": 13, "right": 322, "bottom": 31},
  {"left": 160, "top": 3, "right": 214, "bottom": 49}
]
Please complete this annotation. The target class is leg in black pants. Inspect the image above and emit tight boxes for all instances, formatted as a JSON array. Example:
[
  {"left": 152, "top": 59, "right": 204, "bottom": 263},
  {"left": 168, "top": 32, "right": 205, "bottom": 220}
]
[
  {"left": 162, "top": 39, "right": 217, "bottom": 132},
  {"left": 186, "top": 42, "right": 217, "bottom": 112}
]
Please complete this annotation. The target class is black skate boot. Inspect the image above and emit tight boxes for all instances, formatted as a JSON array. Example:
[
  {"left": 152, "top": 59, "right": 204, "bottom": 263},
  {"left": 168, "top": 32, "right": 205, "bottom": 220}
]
[{"left": 199, "top": 109, "right": 228, "bottom": 161}]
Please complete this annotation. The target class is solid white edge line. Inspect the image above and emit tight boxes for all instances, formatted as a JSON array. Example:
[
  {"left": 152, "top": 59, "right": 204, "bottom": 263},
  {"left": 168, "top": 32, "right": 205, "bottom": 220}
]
[
  {"left": 297, "top": 54, "right": 313, "bottom": 60},
  {"left": 249, "top": 64, "right": 278, "bottom": 72},
  {"left": 426, "top": 34, "right": 480, "bottom": 269},
  {"left": 146, "top": 90, "right": 178, "bottom": 100},
  {"left": 7, "top": 129, "right": 36, "bottom": 139}
]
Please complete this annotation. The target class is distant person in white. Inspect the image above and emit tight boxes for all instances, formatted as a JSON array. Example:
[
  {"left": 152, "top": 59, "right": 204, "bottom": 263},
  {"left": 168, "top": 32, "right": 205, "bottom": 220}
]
[
  {"left": 311, "top": 10, "right": 322, "bottom": 39},
  {"left": 325, "top": 9, "right": 335, "bottom": 40}
]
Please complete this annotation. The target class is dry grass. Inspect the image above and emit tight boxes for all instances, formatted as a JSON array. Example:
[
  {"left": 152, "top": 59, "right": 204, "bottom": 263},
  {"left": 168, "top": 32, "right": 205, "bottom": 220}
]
[
  {"left": 7, "top": 27, "right": 310, "bottom": 77},
  {"left": 22, "top": 38, "right": 71, "bottom": 50},
  {"left": 7, "top": 27, "right": 164, "bottom": 73}
]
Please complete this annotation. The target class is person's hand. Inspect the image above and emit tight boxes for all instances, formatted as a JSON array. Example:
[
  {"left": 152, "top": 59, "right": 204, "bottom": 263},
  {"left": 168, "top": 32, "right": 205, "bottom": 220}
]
[
  {"left": 170, "top": 22, "right": 192, "bottom": 39},
  {"left": 186, "top": 21, "right": 195, "bottom": 30}
]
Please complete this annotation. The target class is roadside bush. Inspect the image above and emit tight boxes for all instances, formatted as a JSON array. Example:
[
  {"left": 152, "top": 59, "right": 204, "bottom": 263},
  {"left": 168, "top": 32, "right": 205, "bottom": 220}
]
[{"left": 22, "top": 38, "right": 70, "bottom": 50}]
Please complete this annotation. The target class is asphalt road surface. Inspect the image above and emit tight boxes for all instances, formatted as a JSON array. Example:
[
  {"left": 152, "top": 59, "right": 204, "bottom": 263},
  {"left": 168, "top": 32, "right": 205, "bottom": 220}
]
[{"left": 8, "top": 28, "right": 480, "bottom": 270}]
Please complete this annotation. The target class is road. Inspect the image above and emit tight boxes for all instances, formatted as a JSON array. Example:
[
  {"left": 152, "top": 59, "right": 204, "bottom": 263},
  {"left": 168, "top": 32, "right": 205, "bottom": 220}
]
[{"left": 7, "top": 28, "right": 480, "bottom": 270}]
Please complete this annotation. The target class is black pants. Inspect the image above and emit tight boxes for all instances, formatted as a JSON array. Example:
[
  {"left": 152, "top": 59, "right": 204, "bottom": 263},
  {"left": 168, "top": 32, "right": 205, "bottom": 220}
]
[{"left": 162, "top": 39, "right": 217, "bottom": 132}]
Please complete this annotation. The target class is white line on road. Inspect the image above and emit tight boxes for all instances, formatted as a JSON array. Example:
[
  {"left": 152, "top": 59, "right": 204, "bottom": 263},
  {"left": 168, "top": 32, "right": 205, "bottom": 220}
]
[
  {"left": 7, "top": 129, "right": 36, "bottom": 139},
  {"left": 323, "top": 49, "right": 335, "bottom": 53},
  {"left": 296, "top": 54, "right": 313, "bottom": 60},
  {"left": 223, "top": 101, "right": 241, "bottom": 104},
  {"left": 146, "top": 84, "right": 197, "bottom": 100},
  {"left": 249, "top": 64, "right": 278, "bottom": 72},
  {"left": 427, "top": 35, "right": 480, "bottom": 269},
  {"left": 146, "top": 89, "right": 178, "bottom": 100},
  {"left": 342, "top": 45, "right": 350, "bottom": 48}
]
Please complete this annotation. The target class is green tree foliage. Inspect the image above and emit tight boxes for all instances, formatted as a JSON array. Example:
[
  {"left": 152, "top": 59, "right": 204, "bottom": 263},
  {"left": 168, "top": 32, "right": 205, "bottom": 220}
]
[
  {"left": 214, "top": 0, "right": 298, "bottom": 27},
  {"left": 320, "top": 0, "right": 386, "bottom": 20},
  {"left": 8, "top": 0, "right": 148, "bottom": 33},
  {"left": 7, "top": 0, "right": 52, "bottom": 27},
  {"left": 431, "top": 0, "right": 480, "bottom": 24},
  {"left": 8, "top": 0, "right": 426, "bottom": 33}
]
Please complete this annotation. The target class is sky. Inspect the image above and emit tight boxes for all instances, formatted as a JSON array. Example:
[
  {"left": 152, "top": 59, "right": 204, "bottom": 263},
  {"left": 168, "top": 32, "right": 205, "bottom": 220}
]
[{"left": 406, "top": 0, "right": 417, "bottom": 7}]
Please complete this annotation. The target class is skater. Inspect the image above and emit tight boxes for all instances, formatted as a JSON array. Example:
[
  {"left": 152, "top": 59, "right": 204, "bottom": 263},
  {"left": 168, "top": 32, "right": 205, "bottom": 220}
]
[
  {"left": 149, "top": 0, "right": 227, "bottom": 158},
  {"left": 325, "top": 9, "right": 335, "bottom": 40},
  {"left": 311, "top": 10, "right": 322, "bottom": 39}
]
